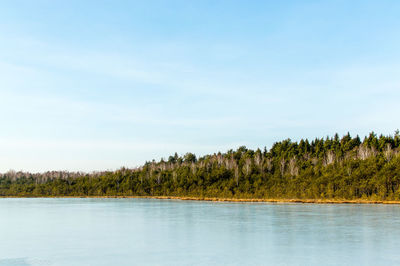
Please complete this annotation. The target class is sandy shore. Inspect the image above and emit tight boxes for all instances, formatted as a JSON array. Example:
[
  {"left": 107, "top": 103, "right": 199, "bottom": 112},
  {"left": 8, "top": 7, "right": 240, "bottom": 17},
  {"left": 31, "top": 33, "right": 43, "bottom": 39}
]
[{"left": 2, "top": 195, "right": 400, "bottom": 204}]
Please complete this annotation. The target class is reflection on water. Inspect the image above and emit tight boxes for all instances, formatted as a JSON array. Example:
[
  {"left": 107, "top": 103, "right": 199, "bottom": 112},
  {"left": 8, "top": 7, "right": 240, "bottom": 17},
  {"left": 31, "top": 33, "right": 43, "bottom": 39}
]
[
  {"left": 0, "top": 198, "right": 399, "bottom": 266},
  {"left": 0, "top": 258, "right": 51, "bottom": 266}
]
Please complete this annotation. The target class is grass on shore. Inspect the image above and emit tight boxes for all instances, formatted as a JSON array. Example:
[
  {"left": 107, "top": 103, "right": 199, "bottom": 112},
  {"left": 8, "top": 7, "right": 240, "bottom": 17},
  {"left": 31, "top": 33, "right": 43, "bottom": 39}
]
[{"left": 1, "top": 195, "right": 400, "bottom": 204}]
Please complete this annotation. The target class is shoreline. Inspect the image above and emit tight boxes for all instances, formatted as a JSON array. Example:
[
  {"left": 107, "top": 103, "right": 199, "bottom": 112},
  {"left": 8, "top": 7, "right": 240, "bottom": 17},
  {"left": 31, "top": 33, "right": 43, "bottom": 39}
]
[{"left": 1, "top": 195, "right": 400, "bottom": 204}]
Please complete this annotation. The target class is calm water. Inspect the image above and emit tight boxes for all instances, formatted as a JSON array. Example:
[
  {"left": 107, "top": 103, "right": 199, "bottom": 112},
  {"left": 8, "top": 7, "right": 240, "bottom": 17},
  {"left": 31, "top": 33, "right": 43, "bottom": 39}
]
[{"left": 0, "top": 199, "right": 400, "bottom": 266}]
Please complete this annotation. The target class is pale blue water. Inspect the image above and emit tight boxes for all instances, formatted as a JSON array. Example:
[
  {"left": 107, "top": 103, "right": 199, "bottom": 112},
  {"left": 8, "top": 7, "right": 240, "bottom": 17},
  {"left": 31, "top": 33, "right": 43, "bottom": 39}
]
[{"left": 0, "top": 199, "right": 399, "bottom": 266}]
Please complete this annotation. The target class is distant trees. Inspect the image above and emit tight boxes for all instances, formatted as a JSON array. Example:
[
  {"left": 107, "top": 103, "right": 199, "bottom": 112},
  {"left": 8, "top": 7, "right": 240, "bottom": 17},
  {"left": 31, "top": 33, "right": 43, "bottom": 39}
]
[{"left": 2, "top": 131, "right": 400, "bottom": 200}]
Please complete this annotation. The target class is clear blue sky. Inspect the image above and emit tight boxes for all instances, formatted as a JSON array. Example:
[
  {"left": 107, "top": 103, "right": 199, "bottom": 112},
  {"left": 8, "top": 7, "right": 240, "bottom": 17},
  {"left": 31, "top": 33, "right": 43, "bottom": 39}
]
[{"left": 1, "top": 0, "right": 399, "bottom": 172}]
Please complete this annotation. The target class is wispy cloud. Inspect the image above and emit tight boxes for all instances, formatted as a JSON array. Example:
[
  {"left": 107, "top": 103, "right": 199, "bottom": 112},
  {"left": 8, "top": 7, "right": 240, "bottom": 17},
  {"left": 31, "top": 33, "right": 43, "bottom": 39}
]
[{"left": 1, "top": 1, "right": 400, "bottom": 171}]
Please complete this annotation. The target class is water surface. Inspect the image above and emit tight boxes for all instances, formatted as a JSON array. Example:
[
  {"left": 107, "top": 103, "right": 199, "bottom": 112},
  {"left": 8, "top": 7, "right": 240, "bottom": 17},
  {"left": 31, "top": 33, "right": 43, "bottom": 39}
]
[{"left": 0, "top": 198, "right": 399, "bottom": 265}]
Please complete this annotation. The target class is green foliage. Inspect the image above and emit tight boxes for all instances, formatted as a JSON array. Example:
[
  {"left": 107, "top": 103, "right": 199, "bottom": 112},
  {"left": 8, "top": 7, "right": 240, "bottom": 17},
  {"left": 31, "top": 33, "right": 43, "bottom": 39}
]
[{"left": 2, "top": 131, "right": 400, "bottom": 200}]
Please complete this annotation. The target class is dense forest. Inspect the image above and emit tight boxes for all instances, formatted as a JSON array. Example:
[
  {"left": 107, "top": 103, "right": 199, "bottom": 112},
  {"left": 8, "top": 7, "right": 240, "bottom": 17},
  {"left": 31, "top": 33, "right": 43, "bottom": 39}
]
[{"left": 1, "top": 132, "right": 400, "bottom": 200}]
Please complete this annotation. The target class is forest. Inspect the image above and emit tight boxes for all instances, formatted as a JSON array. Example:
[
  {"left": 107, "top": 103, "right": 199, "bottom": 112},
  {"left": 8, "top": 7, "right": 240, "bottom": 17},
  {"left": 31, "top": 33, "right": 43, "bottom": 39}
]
[{"left": 1, "top": 131, "right": 400, "bottom": 200}]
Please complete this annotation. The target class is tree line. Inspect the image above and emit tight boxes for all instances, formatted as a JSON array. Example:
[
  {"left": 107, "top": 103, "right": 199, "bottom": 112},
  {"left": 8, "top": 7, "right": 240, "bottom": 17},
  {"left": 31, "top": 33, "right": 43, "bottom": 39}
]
[{"left": 1, "top": 131, "right": 400, "bottom": 200}]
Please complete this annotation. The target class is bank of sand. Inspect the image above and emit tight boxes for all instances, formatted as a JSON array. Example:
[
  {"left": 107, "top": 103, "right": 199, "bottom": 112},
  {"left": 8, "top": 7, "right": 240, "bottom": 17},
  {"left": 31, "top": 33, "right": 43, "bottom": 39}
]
[{"left": 3, "top": 195, "right": 400, "bottom": 204}]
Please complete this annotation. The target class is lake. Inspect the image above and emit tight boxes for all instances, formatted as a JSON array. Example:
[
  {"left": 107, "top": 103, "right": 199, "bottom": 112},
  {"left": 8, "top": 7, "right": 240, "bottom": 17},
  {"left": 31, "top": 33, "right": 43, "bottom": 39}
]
[{"left": 0, "top": 198, "right": 399, "bottom": 265}]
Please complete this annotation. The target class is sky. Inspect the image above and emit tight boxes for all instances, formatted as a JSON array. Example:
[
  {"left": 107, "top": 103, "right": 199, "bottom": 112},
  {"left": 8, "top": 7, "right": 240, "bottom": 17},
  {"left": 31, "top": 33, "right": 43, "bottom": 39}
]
[{"left": 1, "top": 0, "right": 400, "bottom": 172}]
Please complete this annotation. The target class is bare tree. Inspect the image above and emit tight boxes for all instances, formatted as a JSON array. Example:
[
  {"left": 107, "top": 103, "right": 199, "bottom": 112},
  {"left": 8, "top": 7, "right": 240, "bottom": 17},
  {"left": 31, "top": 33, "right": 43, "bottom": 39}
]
[
  {"left": 243, "top": 158, "right": 252, "bottom": 176},
  {"left": 288, "top": 157, "right": 298, "bottom": 177},
  {"left": 279, "top": 159, "right": 285, "bottom": 174},
  {"left": 172, "top": 171, "right": 177, "bottom": 182},
  {"left": 254, "top": 152, "right": 265, "bottom": 173},
  {"left": 266, "top": 158, "right": 273, "bottom": 172},
  {"left": 357, "top": 145, "right": 377, "bottom": 160},
  {"left": 235, "top": 166, "right": 239, "bottom": 186},
  {"left": 311, "top": 158, "right": 319, "bottom": 166},
  {"left": 190, "top": 162, "right": 197, "bottom": 175},
  {"left": 217, "top": 153, "right": 224, "bottom": 166},
  {"left": 324, "top": 151, "right": 335, "bottom": 166},
  {"left": 225, "top": 156, "right": 236, "bottom": 170},
  {"left": 384, "top": 143, "right": 393, "bottom": 161}
]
